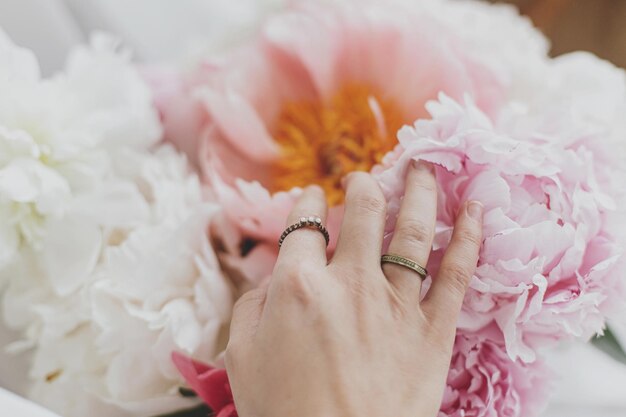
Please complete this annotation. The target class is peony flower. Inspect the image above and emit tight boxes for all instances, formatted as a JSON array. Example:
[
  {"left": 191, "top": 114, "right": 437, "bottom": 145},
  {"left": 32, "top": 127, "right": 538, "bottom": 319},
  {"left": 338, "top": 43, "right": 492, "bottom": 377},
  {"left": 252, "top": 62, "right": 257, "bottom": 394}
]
[
  {"left": 0, "top": 29, "right": 160, "bottom": 275},
  {"left": 172, "top": 352, "right": 237, "bottom": 417},
  {"left": 156, "top": 0, "right": 547, "bottom": 287},
  {"left": 24, "top": 147, "right": 233, "bottom": 416},
  {"left": 0, "top": 32, "right": 233, "bottom": 417},
  {"left": 440, "top": 332, "right": 552, "bottom": 417},
  {"left": 376, "top": 94, "right": 626, "bottom": 362},
  {"left": 0, "top": 30, "right": 163, "bottom": 349}
]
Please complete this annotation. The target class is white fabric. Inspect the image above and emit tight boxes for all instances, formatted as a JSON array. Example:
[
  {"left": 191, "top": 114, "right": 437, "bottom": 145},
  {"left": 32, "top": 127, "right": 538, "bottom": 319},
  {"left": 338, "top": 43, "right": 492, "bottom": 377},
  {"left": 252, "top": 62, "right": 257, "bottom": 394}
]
[
  {"left": 0, "top": 1, "right": 625, "bottom": 416},
  {"left": 0, "top": 387, "right": 61, "bottom": 417},
  {"left": 546, "top": 340, "right": 626, "bottom": 417},
  {"left": 0, "top": 0, "right": 83, "bottom": 74},
  {"left": 0, "top": 322, "right": 29, "bottom": 396},
  {"left": 0, "top": 0, "right": 283, "bottom": 74},
  {"left": 62, "top": 0, "right": 283, "bottom": 64}
]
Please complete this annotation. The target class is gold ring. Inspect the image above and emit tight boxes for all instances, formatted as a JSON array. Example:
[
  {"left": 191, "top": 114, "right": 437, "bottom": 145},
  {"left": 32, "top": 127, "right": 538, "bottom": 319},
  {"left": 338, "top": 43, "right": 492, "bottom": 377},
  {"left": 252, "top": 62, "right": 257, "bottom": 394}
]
[
  {"left": 381, "top": 254, "right": 428, "bottom": 280},
  {"left": 278, "top": 216, "right": 330, "bottom": 248}
]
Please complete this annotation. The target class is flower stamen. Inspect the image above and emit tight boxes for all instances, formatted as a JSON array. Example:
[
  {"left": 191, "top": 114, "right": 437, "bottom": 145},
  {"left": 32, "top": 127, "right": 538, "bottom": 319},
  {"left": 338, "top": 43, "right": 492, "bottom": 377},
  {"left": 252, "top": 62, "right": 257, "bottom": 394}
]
[{"left": 270, "top": 84, "right": 405, "bottom": 205}]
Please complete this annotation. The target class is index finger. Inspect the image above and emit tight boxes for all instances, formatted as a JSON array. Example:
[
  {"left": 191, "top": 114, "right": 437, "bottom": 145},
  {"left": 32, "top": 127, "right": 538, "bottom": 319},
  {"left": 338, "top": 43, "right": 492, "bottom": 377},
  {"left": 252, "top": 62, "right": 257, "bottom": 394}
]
[{"left": 276, "top": 185, "right": 329, "bottom": 268}]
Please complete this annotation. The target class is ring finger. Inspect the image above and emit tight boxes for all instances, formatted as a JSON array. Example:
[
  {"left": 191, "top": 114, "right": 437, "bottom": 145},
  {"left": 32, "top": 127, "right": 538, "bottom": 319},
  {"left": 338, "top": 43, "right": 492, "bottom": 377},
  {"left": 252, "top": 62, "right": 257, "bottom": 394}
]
[{"left": 383, "top": 160, "right": 437, "bottom": 298}]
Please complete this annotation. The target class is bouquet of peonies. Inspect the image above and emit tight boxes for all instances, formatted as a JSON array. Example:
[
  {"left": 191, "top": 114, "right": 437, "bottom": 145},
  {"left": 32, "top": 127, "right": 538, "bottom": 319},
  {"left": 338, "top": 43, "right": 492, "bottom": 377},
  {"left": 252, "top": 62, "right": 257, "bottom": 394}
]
[{"left": 1, "top": 0, "right": 626, "bottom": 416}]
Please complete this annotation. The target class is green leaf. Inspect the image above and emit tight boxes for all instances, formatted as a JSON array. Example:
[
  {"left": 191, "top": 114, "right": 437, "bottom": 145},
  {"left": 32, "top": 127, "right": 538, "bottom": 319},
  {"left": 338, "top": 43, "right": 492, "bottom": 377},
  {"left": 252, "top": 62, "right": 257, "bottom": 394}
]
[
  {"left": 153, "top": 405, "right": 211, "bottom": 417},
  {"left": 591, "top": 326, "right": 626, "bottom": 366}
]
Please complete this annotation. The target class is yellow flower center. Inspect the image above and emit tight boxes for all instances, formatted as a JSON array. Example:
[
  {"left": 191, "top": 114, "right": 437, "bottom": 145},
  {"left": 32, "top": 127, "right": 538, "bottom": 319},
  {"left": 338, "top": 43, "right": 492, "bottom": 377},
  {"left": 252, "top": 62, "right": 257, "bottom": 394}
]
[{"left": 270, "top": 84, "right": 405, "bottom": 206}]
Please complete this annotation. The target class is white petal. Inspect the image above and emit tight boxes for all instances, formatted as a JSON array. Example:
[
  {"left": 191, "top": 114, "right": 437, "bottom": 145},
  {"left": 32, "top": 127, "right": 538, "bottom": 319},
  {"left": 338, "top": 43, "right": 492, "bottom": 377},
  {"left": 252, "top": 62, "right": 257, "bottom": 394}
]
[
  {"left": 0, "top": 218, "right": 18, "bottom": 270},
  {"left": 0, "top": 29, "right": 41, "bottom": 83},
  {"left": 40, "top": 217, "right": 101, "bottom": 296}
]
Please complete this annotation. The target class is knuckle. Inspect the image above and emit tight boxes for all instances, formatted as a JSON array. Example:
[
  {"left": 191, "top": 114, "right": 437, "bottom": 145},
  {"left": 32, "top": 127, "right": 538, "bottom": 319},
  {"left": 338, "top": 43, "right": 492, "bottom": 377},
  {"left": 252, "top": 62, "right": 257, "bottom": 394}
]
[
  {"left": 387, "top": 291, "right": 414, "bottom": 320},
  {"left": 346, "top": 276, "right": 379, "bottom": 300},
  {"left": 346, "top": 174, "right": 386, "bottom": 217},
  {"left": 338, "top": 263, "right": 378, "bottom": 285},
  {"left": 348, "top": 263, "right": 372, "bottom": 280},
  {"left": 288, "top": 262, "right": 318, "bottom": 280},
  {"left": 395, "top": 219, "right": 433, "bottom": 245},
  {"left": 440, "top": 263, "right": 472, "bottom": 297},
  {"left": 275, "top": 263, "right": 318, "bottom": 305},
  {"left": 351, "top": 193, "right": 386, "bottom": 217},
  {"left": 455, "top": 227, "right": 482, "bottom": 248},
  {"left": 414, "top": 177, "right": 437, "bottom": 193},
  {"left": 332, "top": 263, "right": 383, "bottom": 299}
]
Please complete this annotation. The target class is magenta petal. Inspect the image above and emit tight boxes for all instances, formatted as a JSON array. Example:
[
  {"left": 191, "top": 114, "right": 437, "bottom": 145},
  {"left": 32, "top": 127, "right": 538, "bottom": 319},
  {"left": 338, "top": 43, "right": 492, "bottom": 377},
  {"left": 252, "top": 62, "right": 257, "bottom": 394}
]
[
  {"left": 171, "top": 352, "right": 235, "bottom": 413},
  {"left": 216, "top": 404, "right": 238, "bottom": 417}
]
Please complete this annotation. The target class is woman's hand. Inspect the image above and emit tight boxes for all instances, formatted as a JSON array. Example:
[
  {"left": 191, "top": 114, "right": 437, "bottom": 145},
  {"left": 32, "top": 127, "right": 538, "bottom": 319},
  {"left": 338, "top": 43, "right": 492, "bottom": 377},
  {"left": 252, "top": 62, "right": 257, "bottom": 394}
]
[{"left": 225, "top": 161, "right": 484, "bottom": 417}]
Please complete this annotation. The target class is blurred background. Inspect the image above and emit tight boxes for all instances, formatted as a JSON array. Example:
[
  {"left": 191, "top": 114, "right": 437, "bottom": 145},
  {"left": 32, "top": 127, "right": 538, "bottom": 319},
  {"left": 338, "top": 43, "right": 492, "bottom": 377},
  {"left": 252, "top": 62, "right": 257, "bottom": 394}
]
[
  {"left": 492, "top": 0, "right": 626, "bottom": 68},
  {"left": 1, "top": 0, "right": 625, "bottom": 74},
  {"left": 0, "top": 1, "right": 625, "bottom": 416}
]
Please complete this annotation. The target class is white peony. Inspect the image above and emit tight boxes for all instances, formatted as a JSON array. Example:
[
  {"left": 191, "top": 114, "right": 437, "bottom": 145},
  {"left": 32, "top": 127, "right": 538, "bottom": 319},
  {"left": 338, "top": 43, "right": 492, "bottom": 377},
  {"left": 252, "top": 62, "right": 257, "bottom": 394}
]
[
  {"left": 0, "top": 30, "right": 160, "bottom": 273},
  {"left": 0, "top": 30, "right": 233, "bottom": 417}
]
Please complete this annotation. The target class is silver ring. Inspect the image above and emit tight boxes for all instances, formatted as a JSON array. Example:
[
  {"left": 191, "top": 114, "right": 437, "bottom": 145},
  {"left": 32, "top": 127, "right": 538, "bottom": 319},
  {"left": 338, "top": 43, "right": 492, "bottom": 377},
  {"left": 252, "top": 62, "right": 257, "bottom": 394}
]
[{"left": 278, "top": 216, "right": 330, "bottom": 248}]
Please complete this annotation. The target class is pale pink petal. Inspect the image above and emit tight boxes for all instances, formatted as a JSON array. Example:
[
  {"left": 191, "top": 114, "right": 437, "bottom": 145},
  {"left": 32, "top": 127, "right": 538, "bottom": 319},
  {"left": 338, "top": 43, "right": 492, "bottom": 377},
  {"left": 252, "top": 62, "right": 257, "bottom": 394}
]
[{"left": 199, "top": 89, "right": 280, "bottom": 163}]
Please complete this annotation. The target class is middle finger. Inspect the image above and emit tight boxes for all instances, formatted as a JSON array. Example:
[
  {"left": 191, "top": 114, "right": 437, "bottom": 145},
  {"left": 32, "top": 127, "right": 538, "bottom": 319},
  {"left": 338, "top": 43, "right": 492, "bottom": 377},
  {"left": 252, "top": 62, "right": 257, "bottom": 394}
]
[
  {"left": 332, "top": 172, "right": 387, "bottom": 268},
  {"left": 383, "top": 160, "right": 437, "bottom": 297}
]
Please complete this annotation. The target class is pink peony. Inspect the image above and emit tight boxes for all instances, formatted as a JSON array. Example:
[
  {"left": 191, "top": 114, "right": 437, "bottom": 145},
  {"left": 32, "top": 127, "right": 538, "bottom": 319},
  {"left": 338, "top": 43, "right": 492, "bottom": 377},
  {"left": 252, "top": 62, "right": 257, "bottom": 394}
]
[
  {"left": 440, "top": 331, "right": 552, "bottom": 417},
  {"left": 154, "top": 0, "right": 537, "bottom": 286},
  {"left": 376, "top": 94, "right": 626, "bottom": 362},
  {"left": 171, "top": 352, "right": 237, "bottom": 417}
]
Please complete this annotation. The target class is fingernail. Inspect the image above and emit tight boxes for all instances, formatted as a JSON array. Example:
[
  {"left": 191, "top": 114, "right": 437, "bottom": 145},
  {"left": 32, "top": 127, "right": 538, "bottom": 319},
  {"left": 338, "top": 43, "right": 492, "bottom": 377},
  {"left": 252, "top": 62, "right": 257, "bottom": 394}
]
[
  {"left": 307, "top": 184, "right": 323, "bottom": 194},
  {"left": 341, "top": 172, "right": 356, "bottom": 189},
  {"left": 467, "top": 201, "right": 484, "bottom": 221},
  {"left": 412, "top": 159, "right": 433, "bottom": 172}
]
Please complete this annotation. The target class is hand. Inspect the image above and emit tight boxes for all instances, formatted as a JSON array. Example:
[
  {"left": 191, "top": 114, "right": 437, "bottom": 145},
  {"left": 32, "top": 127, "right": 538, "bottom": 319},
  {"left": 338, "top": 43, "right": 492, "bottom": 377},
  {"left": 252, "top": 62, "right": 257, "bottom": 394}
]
[{"left": 225, "top": 161, "right": 484, "bottom": 417}]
